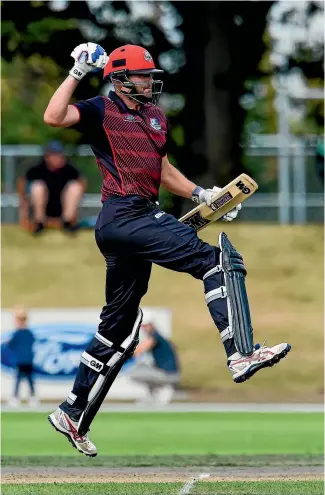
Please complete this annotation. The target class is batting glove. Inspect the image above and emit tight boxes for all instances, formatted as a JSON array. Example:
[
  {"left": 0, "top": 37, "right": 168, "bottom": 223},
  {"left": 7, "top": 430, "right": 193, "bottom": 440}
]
[
  {"left": 191, "top": 186, "right": 216, "bottom": 207},
  {"left": 191, "top": 185, "right": 242, "bottom": 222},
  {"left": 69, "top": 42, "right": 108, "bottom": 81},
  {"left": 222, "top": 203, "right": 242, "bottom": 222}
]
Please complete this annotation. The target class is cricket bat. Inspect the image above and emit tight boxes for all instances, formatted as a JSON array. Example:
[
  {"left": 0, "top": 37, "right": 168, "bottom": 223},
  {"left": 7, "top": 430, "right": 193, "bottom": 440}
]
[{"left": 179, "top": 173, "right": 258, "bottom": 232}]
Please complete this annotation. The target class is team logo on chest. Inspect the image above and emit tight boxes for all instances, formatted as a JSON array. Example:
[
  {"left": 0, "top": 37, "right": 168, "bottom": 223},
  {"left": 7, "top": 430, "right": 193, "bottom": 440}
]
[{"left": 150, "top": 117, "right": 161, "bottom": 131}]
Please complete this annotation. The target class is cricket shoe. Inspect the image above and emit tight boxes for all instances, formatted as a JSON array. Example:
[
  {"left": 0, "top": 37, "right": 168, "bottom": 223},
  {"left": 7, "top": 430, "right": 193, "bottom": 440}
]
[
  {"left": 228, "top": 342, "right": 291, "bottom": 384},
  {"left": 48, "top": 407, "right": 97, "bottom": 457}
]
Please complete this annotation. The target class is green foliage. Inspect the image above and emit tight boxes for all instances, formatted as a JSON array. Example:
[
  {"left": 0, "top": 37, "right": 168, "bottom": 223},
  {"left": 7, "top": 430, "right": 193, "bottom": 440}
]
[
  {"left": 170, "top": 124, "right": 185, "bottom": 147},
  {"left": 1, "top": 55, "right": 79, "bottom": 145},
  {"left": 242, "top": 77, "right": 277, "bottom": 137},
  {"left": 1, "top": 1, "right": 322, "bottom": 196},
  {"left": 1, "top": 6, "right": 80, "bottom": 145},
  {"left": 242, "top": 12, "right": 324, "bottom": 145},
  {"left": 291, "top": 78, "right": 324, "bottom": 136},
  {"left": 25, "top": 18, "right": 77, "bottom": 44},
  {"left": 1, "top": 20, "right": 15, "bottom": 37},
  {"left": 3, "top": 14, "right": 77, "bottom": 54}
]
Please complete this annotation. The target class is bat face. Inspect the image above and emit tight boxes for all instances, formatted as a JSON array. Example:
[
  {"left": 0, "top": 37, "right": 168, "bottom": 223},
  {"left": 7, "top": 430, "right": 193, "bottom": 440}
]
[{"left": 179, "top": 174, "right": 258, "bottom": 232}]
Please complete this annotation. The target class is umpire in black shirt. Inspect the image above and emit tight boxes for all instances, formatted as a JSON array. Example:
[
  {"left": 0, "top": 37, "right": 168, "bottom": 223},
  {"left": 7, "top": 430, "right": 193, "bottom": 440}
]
[{"left": 18, "top": 141, "right": 87, "bottom": 234}]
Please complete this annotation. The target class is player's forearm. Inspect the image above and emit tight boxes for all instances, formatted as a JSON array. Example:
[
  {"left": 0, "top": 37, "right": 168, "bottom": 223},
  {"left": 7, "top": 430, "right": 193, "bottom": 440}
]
[
  {"left": 44, "top": 76, "right": 79, "bottom": 126},
  {"left": 161, "top": 161, "right": 197, "bottom": 199}
]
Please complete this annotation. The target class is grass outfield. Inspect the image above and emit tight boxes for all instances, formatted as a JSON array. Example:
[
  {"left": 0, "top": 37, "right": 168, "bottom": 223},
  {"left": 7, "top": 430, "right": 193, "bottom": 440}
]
[
  {"left": 2, "top": 224, "right": 324, "bottom": 402},
  {"left": 2, "top": 481, "right": 324, "bottom": 495},
  {"left": 2, "top": 412, "right": 323, "bottom": 458},
  {"left": 2, "top": 412, "right": 323, "bottom": 494}
]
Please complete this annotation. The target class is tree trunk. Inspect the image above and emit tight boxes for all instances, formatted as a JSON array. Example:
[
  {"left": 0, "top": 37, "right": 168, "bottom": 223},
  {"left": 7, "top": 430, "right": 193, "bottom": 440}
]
[
  {"left": 204, "top": 5, "right": 234, "bottom": 187},
  {"left": 203, "top": 2, "right": 273, "bottom": 186}
]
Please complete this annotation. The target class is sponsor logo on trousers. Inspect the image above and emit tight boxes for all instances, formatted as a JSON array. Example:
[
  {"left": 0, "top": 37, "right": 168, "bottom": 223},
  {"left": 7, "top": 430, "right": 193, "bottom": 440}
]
[{"left": 154, "top": 211, "right": 165, "bottom": 219}]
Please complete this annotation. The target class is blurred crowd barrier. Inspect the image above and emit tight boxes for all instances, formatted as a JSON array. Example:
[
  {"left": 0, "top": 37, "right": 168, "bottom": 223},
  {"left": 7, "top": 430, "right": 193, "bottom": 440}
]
[{"left": 1, "top": 138, "right": 324, "bottom": 225}]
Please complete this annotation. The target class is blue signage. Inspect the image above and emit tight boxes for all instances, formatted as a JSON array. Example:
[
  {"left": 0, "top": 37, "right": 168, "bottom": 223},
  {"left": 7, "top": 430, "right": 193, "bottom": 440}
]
[{"left": 1, "top": 323, "right": 134, "bottom": 380}]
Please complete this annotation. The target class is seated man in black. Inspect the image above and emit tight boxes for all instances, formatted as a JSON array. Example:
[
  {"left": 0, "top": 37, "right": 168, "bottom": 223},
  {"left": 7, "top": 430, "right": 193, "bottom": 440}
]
[
  {"left": 127, "top": 311, "right": 181, "bottom": 405},
  {"left": 18, "top": 141, "right": 87, "bottom": 234}
]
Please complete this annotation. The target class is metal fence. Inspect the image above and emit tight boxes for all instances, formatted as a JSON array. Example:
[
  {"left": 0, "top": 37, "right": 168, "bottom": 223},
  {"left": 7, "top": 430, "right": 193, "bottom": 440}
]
[
  {"left": 243, "top": 134, "right": 324, "bottom": 223},
  {"left": 1, "top": 140, "right": 324, "bottom": 224}
]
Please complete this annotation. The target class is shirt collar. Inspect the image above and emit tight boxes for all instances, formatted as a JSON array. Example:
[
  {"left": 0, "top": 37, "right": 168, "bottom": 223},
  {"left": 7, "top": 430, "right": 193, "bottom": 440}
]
[
  {"left": 108, "top": 90, "right": 151, "bottom": 114},
  {"left": 109, "top": 90, "right": 135, "bottom": 114}
]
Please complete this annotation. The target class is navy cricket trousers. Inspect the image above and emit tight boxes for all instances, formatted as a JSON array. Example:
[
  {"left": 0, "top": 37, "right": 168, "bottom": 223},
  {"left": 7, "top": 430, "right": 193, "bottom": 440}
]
[
  {"left": 61, "top": 195, "right": 234, "bottom": 421},
  {"left": 95, "top": 195, "right": 230, "bottom": 345}
]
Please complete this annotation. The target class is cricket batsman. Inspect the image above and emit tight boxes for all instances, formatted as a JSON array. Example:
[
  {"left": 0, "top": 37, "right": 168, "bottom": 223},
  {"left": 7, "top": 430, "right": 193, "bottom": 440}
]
[{"left": 45, "top": 42, "right": 291, "bottom": 457}]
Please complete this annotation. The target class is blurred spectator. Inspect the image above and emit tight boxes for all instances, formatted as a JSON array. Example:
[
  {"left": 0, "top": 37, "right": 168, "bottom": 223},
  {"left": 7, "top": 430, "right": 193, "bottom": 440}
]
[
  {"left": 315, "top": 138, "right": 324, "bottom": 185},
  {"left": 17, "top": 140, "right": 87, "bottom": 234},
  {"left": 127, "top": 311, "right": 181, "bottom": 405},
  {"left": 6, "top": 306, "right": 38, "bottom": 407}
]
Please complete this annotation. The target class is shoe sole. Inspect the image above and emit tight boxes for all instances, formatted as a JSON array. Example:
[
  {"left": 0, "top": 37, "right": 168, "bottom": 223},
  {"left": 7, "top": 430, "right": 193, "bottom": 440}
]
[
  {"left": 234, "top": 344, "right": 292, "bottom": 384},
  {"left": 48, "top": 415, "right": 97, "bottom": 457}
]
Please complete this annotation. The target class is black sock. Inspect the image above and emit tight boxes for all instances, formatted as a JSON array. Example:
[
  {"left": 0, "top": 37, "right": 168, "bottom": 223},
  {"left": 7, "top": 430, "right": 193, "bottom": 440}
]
[
  {"left": 60, "top": 397, "right": 87, "bottom": 422},
  {"left": 224, "top": 337, "right": 237, "bottom": 358}
]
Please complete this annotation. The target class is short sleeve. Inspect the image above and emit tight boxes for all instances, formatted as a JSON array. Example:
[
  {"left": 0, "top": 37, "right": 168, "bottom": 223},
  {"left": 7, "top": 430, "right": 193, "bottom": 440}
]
[
  {"left": 65, "top": 164, "right": 80, "bottom": 181},
  {"left": 71, "top": 96, "right": 105, "bottom": 135},
  {"left": 25, "top": 166, "right": 41, "bottom": 181}
]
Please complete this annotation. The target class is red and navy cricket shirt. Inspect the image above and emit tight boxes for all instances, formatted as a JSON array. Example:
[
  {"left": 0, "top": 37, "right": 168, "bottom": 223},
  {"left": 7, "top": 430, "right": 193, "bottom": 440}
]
[{"left": 72, "top": 90, "right": 168, "bottom": 202}]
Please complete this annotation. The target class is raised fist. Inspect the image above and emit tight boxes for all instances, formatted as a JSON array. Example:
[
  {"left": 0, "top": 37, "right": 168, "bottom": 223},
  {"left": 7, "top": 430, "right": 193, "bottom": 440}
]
[{"left": 69, "top": 42, "right": 108, "bottom": 81}]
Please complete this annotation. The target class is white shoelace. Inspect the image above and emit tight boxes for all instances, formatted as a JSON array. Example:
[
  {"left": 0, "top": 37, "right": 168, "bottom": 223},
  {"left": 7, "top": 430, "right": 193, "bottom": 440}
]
[{"left": 256, "top": 338, "right": 267, "bottom": 353}]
